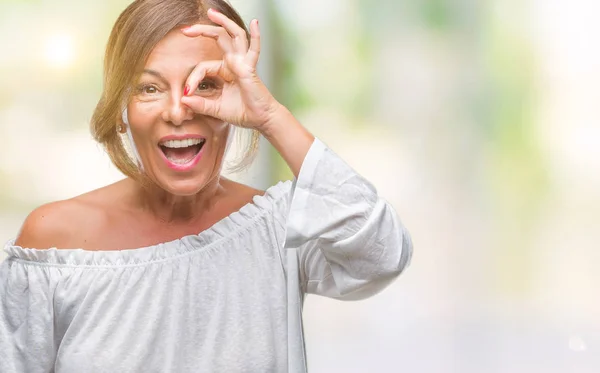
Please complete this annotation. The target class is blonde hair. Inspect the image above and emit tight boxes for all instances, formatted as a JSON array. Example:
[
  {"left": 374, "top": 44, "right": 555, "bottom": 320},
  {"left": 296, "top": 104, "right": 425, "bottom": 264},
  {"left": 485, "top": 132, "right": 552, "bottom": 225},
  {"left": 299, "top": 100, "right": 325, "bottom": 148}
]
[{"left": 90, "top": 0, "right": 260, "bottom": 180}]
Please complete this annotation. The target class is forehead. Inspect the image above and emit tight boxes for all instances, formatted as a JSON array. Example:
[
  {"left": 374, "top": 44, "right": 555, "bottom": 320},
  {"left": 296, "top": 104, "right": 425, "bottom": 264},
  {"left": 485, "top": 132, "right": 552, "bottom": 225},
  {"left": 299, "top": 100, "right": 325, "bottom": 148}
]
[{"left": 143, "top": 28, "right": 223, "bottom": 74}]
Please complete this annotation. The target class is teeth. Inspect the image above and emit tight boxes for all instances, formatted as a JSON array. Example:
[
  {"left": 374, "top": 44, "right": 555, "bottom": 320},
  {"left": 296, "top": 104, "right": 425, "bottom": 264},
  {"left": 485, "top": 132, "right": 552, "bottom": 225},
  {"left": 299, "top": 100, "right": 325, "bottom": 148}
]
[
  {"left": 166, "top": 154, "right": 196, "bottom": 164},
  {"left": 160, "top": 138, "right": 204, "bottom": 148}
]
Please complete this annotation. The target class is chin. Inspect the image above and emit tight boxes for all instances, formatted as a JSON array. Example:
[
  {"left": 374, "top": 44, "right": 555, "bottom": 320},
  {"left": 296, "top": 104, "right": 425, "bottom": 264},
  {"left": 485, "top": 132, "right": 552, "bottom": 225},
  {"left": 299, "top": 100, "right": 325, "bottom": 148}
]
[{"left": 155, "top": 171, "right": 218, "bottom": 196}]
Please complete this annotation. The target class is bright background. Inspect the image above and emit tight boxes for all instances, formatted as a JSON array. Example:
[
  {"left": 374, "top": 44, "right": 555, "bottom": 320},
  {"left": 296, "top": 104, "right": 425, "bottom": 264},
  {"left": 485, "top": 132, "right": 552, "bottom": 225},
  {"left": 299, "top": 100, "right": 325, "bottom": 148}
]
[{"left": 1, "top": 0, "right": 600, "bottom": 372}]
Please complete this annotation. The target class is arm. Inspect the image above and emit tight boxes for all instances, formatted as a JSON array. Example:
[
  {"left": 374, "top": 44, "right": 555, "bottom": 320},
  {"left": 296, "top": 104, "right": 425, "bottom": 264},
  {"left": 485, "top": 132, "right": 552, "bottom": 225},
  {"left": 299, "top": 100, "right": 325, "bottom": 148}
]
[
  {"left": 275, "top": 135, "right": 413, "bottom": 300},
  {"left": 260, "top": 104, "right": 314, "bottom": 178},
  {"left": 178, "top": 11, "right": 412, "bottom": 300},
  {"left": 1, "top": 208, "right": 60, "bottom": 372},
  {"left": 259, "top": 102, "right": 412, "bottom": 300},
  {"left": 0, "top": 260, "right": 57, "bottom": 373}
]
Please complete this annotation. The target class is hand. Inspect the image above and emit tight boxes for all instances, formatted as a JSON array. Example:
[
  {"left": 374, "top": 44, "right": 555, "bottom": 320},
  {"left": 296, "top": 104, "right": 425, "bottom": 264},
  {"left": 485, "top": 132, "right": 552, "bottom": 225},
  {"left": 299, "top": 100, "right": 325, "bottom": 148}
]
[{"left": 180, "top": 8, "right": 281, "bottom": 132}]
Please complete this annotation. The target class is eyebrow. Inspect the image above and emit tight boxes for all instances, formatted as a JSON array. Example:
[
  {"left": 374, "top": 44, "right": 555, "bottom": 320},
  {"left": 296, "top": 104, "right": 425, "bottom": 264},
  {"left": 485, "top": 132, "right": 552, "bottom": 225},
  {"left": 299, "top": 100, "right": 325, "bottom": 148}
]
[{"left": 141, "top": 66, "right": 197, "bottom": 83}]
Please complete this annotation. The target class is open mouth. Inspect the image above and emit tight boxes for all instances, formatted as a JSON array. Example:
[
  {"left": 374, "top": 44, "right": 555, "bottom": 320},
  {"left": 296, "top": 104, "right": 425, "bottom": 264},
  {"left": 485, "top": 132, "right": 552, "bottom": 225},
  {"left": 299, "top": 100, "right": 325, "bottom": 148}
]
[{"left": 159, "top": 138, "right": 206, "bottom": 165}]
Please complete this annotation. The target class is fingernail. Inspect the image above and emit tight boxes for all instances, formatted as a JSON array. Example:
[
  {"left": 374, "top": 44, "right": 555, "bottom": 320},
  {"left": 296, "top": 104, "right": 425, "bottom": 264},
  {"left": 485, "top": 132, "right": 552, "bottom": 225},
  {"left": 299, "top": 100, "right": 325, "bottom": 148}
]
[{"left": 184, "top": 85, "right": 190, "bottom": 96}]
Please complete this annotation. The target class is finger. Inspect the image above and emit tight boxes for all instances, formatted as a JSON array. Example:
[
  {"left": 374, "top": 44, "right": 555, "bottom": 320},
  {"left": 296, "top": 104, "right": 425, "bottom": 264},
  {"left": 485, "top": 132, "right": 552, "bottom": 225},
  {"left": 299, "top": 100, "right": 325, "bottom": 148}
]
[
  {"left": 207, "top": 8, "right": 248, "bottom": 53},
  {"left": 245, "top": 19, "right": 260, "bottom": 67},
  {"left": 184, "top": 60, "right": 224, "bottom": 95},
  {"left": 181, "top": 24, "right": 234, "bottom": 54},
  {"left": 181, "top": 95, "right": 220, "bottom": 119}
]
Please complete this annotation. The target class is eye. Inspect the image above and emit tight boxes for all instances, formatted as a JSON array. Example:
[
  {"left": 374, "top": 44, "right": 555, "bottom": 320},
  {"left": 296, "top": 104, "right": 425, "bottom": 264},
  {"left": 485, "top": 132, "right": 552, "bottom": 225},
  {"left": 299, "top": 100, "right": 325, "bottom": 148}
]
[
  {"left": 136, "top": 84, "right": 159, "bottom": 95},
  {"left": 196, "top": 79, "right": 218, "bottom": 91}
]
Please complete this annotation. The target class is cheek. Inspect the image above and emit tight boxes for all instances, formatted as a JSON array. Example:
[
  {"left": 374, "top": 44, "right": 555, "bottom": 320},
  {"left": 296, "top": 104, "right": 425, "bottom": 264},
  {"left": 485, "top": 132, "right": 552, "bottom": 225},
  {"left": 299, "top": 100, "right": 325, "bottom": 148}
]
[
  {"left": 208, "top": 121, "right": 230, "bottom": 147},
  {"left": 129, "top": 100, "right": 162, "bottom": 122},
  {"left": 127, "top": 103, "right": 161, "bottom": 144}
]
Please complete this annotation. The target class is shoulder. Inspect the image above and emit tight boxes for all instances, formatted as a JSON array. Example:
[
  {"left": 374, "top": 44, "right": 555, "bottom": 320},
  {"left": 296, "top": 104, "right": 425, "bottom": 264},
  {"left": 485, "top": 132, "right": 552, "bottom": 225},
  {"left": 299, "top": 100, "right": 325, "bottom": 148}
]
[
  {"left": 15, "top": 200, "right": 85, "bottom": 249},
  {"left": 216, "top": 178, "right": 298, "bottom": 221},
  {"left": 219, "top": 178, "right": 291, "bottom": 222},
  {"left": 14, "top": 186, "right": 117, "bottom": 250},
  {"left": 223, "top": 178, "right": 265, "bottom": 202}
]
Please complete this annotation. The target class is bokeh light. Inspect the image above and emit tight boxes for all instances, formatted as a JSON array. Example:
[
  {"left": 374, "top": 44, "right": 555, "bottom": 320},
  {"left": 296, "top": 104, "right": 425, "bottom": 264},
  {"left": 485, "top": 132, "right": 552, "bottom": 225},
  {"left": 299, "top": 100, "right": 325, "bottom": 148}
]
[{"left": 44, "top": 33, "right": 75, "bottom": 68}]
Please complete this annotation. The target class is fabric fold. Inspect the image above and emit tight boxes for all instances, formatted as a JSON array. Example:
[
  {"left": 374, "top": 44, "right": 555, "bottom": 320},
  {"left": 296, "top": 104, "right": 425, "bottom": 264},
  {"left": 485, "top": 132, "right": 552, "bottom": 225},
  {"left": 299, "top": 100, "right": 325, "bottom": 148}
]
[{"left": 282, "top": 137, "right": 413, "bottom": 301}]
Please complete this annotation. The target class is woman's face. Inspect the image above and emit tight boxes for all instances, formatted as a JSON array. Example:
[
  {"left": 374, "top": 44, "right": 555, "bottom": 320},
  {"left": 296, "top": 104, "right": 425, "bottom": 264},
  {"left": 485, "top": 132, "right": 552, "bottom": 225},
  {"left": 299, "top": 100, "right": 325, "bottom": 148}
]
[{"left": 125, "top": 28, "right": 229, "bottom": 196}]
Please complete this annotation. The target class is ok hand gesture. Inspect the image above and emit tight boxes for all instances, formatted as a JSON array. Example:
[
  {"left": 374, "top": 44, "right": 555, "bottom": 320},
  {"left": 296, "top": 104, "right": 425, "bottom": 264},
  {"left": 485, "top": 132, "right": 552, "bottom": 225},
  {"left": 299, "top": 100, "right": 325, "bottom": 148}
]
[{"left": 180, "top": 8, "right": 281, "bottom": 132}]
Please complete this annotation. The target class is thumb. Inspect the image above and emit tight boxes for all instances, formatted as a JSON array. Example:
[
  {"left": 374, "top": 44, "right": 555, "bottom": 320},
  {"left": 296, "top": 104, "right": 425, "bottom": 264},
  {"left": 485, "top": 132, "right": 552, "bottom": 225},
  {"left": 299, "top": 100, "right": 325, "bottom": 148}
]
[{"left": 181, "top": 96, "right": 220, "bottom": 119}]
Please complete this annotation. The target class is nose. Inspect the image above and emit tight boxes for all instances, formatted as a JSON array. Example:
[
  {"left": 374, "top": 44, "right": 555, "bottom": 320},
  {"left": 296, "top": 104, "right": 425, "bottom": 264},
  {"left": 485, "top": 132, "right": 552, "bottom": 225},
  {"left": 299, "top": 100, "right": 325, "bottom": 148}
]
[{"left": 162, "top": 90, "right": 194, "bottom": 126}]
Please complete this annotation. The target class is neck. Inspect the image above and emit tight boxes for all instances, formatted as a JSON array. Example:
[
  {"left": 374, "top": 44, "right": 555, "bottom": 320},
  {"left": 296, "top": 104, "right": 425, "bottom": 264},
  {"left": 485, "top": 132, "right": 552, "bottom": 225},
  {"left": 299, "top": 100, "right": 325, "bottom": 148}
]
[{"left": 130, "top": 175, "right": 223, "bottom": 224}]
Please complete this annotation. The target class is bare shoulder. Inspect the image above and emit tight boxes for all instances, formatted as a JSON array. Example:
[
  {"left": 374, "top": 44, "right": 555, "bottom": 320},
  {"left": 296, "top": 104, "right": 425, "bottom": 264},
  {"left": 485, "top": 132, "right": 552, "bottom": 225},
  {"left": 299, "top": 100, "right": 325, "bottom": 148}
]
[
  {"left": 15, "top": 200, "right": 89, "bottom": 249},
  {"left": 221, "top": 178, "right": 266, "bottom": 207},
  {"left": 14, "top": 184, "right": 120, "bottom": 250}
]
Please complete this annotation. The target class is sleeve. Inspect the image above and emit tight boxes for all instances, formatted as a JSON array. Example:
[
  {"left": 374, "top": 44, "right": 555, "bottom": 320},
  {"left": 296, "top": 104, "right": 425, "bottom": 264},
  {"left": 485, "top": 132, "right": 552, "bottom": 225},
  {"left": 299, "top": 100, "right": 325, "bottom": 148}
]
[
  {"left": 0, "top": 259, "right": 56, "bottom": 373},
  {"left": 284, "top": 138, "right": 413, "bottom": 301}
]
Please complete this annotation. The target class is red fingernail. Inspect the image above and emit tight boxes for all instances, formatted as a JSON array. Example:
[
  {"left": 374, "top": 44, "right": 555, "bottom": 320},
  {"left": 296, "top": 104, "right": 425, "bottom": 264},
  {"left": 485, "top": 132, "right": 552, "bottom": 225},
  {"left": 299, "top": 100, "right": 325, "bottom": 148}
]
[{"left": 184, "top": 85, "right": 190, "bottom": 96}]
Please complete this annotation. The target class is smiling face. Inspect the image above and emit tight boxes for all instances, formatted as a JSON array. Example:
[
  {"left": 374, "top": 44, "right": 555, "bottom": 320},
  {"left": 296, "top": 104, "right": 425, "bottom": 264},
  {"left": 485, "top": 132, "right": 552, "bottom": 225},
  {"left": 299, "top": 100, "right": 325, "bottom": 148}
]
[{"left": 124, "top": 27, "right": 229, "bottom": 196}]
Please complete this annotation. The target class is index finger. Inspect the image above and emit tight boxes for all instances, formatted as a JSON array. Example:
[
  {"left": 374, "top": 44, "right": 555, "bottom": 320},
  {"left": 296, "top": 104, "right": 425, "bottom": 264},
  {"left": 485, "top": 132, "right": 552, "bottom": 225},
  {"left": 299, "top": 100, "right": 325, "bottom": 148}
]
[
  {"left": 206, "top": 8, "right": 249, "bottom": 53},
  {"left": 181, "top": 24, "right": 234, "bottom": 54}
]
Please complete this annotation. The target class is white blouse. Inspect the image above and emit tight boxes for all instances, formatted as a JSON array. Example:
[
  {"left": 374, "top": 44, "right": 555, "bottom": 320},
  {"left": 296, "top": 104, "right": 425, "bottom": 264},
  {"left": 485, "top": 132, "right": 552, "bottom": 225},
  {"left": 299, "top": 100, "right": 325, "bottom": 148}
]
[{"left": 0, "top": 138, "right": 413, "bottom": 373}]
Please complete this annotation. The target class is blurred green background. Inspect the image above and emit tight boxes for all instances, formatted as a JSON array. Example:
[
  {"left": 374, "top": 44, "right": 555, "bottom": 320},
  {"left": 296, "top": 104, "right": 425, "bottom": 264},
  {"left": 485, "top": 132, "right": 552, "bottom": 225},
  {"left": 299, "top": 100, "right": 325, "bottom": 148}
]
[{"left": 1, "top": 0, "right": 600, "bottom": 371}]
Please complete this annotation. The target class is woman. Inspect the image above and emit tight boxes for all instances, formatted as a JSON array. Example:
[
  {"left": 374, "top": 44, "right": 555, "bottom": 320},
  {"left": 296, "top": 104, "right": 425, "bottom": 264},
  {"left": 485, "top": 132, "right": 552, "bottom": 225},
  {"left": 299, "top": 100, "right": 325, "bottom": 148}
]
[{"left": 0, "top": 0, "right": 412, "bottom": 372}]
